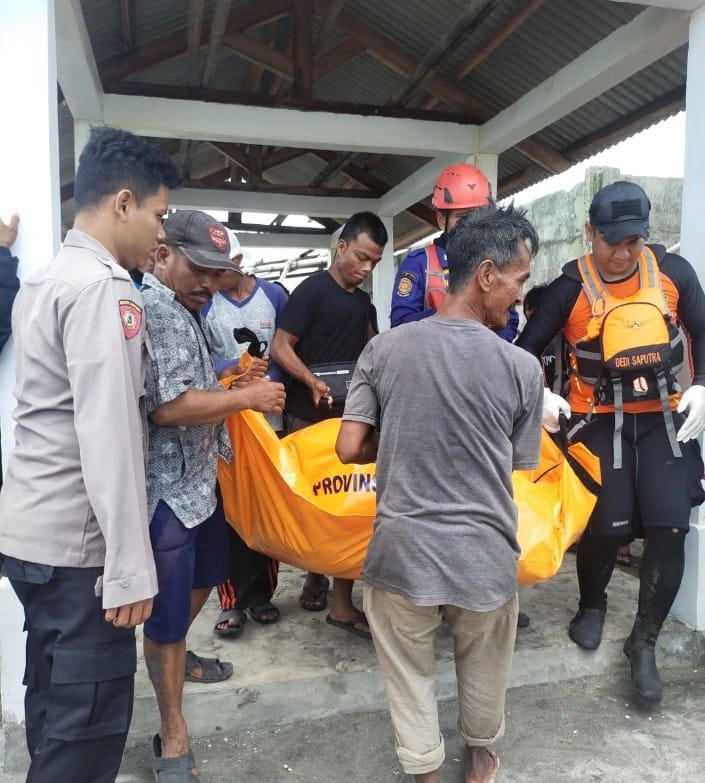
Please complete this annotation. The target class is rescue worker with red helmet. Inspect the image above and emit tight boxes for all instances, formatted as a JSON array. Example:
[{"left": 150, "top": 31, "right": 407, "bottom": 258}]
[{"left": 390, "top": 163, "right": 519, "bottom": 341}]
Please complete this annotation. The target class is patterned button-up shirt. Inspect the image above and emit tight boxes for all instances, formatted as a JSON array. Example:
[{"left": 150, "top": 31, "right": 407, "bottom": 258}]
[{"left": 142, "top": 273, "right": 232, "bottom": 528}]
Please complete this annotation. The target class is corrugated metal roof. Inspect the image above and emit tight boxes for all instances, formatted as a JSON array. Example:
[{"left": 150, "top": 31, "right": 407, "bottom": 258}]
[{"left": 63, "top": 0, "right": 691, "bottom": 249}]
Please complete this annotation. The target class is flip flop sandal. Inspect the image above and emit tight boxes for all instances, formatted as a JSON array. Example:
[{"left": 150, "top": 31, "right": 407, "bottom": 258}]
[
  {"left": 151, "top": 733, "right": 200, "bottom": 782},
  {"left": 299, "top": 576, "right": 330, "bottom": 612},
  {"left": 184, "top": 650, "right": 233, "bottom": 683},
  {"left": 214, "top": 609, "right": 247, "bottom": 638},
  {"left": 325, "top": 612, "right": 372, "bottom": 640},
  {"left": 247, "top": 602, "right": 281, "bottom": 624}
]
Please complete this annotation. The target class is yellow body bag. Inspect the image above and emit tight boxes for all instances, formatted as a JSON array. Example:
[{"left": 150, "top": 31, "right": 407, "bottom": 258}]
[{"left": 218, "top": 410, "right": 600, "bottom": 585}]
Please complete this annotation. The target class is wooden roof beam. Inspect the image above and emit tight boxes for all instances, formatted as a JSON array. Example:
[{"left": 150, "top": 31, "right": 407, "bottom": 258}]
[
  {"left": 249, "top": 144, "right": 263, "bottom": 183},
  {"left": 186, "top": 0, "right": 206, "bottom": 87},
  {"left": 292, "top": 0, "right": 314, "bottom": 99},
  {"left": 221, "top": 30, "right": 294, "bottom": 79},
  {"left": 311, "top": 150, "right": 438, "bottom": 227},
  {"left": 244, "top": 21, "right": 277, "bottom": 92},
  {"left": 208, "top": 141, "right": 250, "bottom": 170},
  {"left": 180, "top": 180, "right": 374, "bottom": 198},
  {"left": 314, "top": 0, "right": 347, "bottom": 51},
  {"left": 313, "top": 0, "right": 488, "bottom": 117},
  {"left": 391, "top": 0, "right": 496, "bottom": 107},
  {"left": 422, "top": 0, "right": 547, "bottom": 111},
  {"left": 99, "top": 0, "right": 291, "bottom": 83},
  {"left": 202, "top": 0, "right": 233, "bottom": 86},
  {"left": 314, "top": 37, "right": 366, "bottom": 81},
  {"left": 313, "top": 0, "right": 569, "bottom": 174},
  {"left": 118, "top": 0, "right": 137, "bottom": 53},
  {"left": 263, "top": 148, "right": 311, "bottom": 169}
]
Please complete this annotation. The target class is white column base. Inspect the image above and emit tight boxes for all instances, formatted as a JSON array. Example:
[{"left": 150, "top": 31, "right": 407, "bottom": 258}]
[{"left": 0, "top": 580, "right": 25, "bottom": 724}]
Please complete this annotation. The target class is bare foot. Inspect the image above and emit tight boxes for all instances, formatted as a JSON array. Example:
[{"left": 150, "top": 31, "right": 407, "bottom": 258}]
[{"left": 465, "top": 747, "right": 500, "bottom": 783}]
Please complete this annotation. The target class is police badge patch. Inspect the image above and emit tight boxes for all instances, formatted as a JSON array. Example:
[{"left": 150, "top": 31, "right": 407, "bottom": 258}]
[
  {"left": 119, "top": 299, "right": 142, "bottom": 339},
  {"left": 396, "top": 270, "right": 417, "bottom": 297},
  {"left": 397, "top": 278, "right": 413, "bottom": 297}
]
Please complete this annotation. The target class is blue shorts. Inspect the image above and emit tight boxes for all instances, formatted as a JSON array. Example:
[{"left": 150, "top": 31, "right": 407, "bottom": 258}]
[{"left": 143, "top": 493, "right": 229, "bottom": 644}]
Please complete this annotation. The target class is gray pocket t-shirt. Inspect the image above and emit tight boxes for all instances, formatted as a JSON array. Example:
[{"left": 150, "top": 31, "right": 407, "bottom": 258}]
[{"left": 343, "top": 317, "right": 543, "bottom": 612}]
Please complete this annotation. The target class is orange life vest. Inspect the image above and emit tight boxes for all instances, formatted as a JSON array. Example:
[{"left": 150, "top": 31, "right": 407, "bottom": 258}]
[
  {"left": 424, "top": 244, "right": 448, "bottom": 310},
  {"left": 568, "top": 246, "right": 684, "bottom": 467}
]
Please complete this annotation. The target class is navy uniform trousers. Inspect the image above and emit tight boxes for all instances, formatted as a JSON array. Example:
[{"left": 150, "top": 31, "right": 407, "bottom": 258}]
[{"left": 2, "top": 558, "right": 136, "bottom": 783}]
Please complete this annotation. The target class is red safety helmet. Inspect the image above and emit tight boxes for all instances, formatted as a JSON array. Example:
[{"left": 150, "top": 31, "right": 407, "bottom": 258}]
[{"left": 431, "top": 164, "right": 492, "bottom": 210}]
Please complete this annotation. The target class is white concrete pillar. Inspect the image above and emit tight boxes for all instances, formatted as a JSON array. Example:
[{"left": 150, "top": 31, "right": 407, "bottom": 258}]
[
  {"left": 372, "top": 216, "right": 395, "bottom": 332},
  {"left": 74, "top": 118, "right": 93, "bottom": 169},
  {"left": 0, "top": 0, "right": 62, "bottom": 726},
  {"left": 671, "top": 5, "right": 705, "bottom": 630}
]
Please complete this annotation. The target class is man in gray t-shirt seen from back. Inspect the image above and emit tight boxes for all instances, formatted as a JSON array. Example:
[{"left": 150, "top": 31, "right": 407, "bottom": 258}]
[{"left": 336, "top": 204, "right": 545, "bottom": 783}]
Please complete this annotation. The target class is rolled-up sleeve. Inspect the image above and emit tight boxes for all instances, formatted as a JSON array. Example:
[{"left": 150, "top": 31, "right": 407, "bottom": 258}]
[{"left": 342, "top": 340, "right": 380, "bottom": 427}]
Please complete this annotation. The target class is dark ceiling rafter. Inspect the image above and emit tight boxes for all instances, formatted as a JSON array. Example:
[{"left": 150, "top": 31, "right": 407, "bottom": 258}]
[
  {"left": 313, "top": 37, "right": 366, "bottom": 80},
  {"left": 421, "top": 0, "right": 548, "bottom": 111},
  {"left": 181, "top": 179, "right": 375, "bottom": 198},
  {"left": 311, "top": 0, "right": 571, "bottom": 175},
  {"left": 202, "top": 0, "right": 233, "bottom": 86},
  {"left": 304, "top": 2, "right": 498, "bottom": 204},
  {"left": 99, "top": 0, "right": 291, "bottom": 83},
  {"left": 63, "top": 0, "right": 688, "bottom": 255},
  {"left": 118, "top": 0, "right": 136, "bottom": 54},
  {"left": 313, "top": 0, "right": 347, "bottom": 53},
  {"left": 311, "top": 150, "right": 437, "bottom": 227},
  {"left": 244, "top": 20, "right": 278, "bottom": 92},
  {"left": 186, "top": 0, "right": 206, "bottom": 87},
  {"left": 292, "top": 0, "right": 313, "bottom": 99},
  {"left": 389, "top": 0, "right": 496, "bottom": 107}
]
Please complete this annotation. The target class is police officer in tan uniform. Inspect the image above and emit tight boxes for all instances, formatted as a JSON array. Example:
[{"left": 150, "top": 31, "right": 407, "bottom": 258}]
[{"left": 0, "top": 126, "right": 181, "bottom": 783}]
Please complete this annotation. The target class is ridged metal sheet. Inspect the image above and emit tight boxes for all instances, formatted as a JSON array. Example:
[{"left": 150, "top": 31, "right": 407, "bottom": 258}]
[{"left": 68, "top": 0, "right": 690, "bottom": 243}]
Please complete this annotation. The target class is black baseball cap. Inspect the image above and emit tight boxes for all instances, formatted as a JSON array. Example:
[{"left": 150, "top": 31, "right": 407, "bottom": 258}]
[
  {"left": 588, "top": 181, "right": 650, "bottom": 244},
  {"left": 163, "top": 210, "right": 234, "bottom": 270}
]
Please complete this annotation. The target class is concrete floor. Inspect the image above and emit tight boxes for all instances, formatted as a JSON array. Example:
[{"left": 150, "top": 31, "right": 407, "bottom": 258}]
[{"left": 3, "top": 547, "right": 705, "bottom": 781}]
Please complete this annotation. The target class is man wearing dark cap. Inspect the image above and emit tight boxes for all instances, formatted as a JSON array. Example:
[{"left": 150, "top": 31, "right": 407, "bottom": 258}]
[
  {"left": 517, "top": 180, "right": 705, "bottom": 703},
  {"left": 141, "top": 210, "right": 286, "bottom": 781}
]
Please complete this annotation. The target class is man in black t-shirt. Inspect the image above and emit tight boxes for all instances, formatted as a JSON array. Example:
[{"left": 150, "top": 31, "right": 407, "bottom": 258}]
[{"left": 271, "top": 211, "right": 388, "bottom": 639}]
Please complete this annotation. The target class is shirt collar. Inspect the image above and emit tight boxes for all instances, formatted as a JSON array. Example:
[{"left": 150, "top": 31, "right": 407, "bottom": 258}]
[{"left": 62, "top": 229, "right": 132, "bottom": 282}]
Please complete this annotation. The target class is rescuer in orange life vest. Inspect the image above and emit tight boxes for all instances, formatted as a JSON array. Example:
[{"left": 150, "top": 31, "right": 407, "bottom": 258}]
[
  {"left": 517, "top": 180, "right": 705, "bottom": 703},
  {"left": 390, "top": 162, "right": 519, "bottom": 341}
]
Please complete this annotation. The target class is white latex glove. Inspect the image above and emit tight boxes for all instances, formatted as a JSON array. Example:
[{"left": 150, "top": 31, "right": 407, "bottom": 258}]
[
  {"left": 542, "top": 387, "right": 571, "bottom": 433},
  {"left": 676, "top": 384, "right": 705, "bottom": 442}
]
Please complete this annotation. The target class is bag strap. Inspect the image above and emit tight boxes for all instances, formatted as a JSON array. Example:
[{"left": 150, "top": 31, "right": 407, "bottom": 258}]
[
  {"left": 577, "top": 246, "right": 669, "bottom": 315},
  {"left": 555, "top": 413, "right": 600, "bottom": 496}
]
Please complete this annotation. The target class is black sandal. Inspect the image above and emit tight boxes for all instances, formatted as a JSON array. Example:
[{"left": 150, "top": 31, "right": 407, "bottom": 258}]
[
  {"left": 214, "top": 608, "right": 247, "bottom": 638},
  {"left": 247, "top": 602, "right": 280, "bottom": 624},
  {"left": 298, "top": 576, "right": 329, "bottom": 612}
]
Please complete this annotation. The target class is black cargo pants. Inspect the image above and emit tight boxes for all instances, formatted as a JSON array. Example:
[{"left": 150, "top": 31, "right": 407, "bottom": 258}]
[{"left": 3, "top": 559, "right": 136, "bottom": 783}]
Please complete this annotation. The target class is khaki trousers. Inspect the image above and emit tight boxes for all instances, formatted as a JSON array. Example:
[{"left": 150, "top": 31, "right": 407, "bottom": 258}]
[{"left": 363, "top": 585, "right": 518, "bottom": 776}]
